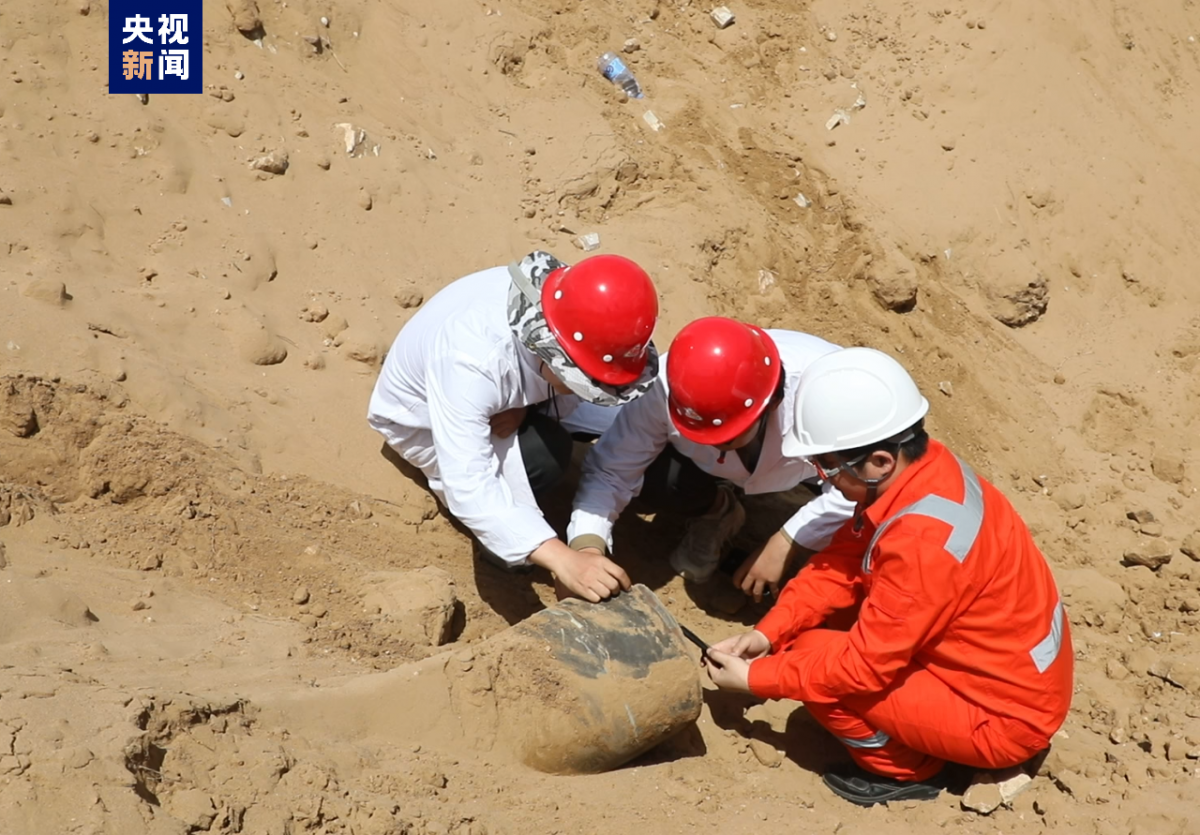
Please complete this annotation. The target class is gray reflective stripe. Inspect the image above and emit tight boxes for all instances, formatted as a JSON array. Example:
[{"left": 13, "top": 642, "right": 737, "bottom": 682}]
[
  {"left": 862, "top": 454, "right": 984, "bottom": 574},
  {"left": 838, "top": 730, "right": 891, "bottom": 749},
  {"left": 1030, "top": 600, "right": 1065, "bottom": 673}
]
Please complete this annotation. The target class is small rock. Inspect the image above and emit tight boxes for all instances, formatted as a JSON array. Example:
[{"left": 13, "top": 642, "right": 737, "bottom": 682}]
[
  {"left": 320, "top": 314, "right": 349, "bottom": 340},
  {"left": 225, "top": 0, "right": 262, "bottom": 35},
  {"left": 1106, "top": 659, "right": 1130, "bottom": 681},
  {"left": 0, "top": 542, "right": 7, "bottom": 569},
  {"left": 293, "top": 586, "right": 310, "bottom": 605},
  {"left": 1053, "top": 768, "right": 1083, "bottom": 796},
  {"left": 826, "top": 30, "right": 838, "bottom": 41},
  {"left": 986, "top": 271, "right": 1049, "bottom": 328},
  {"left": 1182, "top": 530, "right": 1200, "bottom": 562},
  {"left": 300, "top": 302, "right": 329, "bottom": 323},
  {"left": 22, "top": 278, "right": 69, "bottom": 306},
  {"left": 962, "top": 768, "right": 1033, "bottom": 814},
  {"left": 1151, "top": 453, "right": 1185, "bottom": 484},
  {"left": 1127, "top": 508, "right": 1156, "bottom": 525},
  {"left": 1052, "top": 484, "right": 1087, "bottom": 512},
  {"left": 360, "top": 567, "right": 457, "bottom": 646},
  {"left": 357, "top": 189, "right": 373, "bottom": 211},
  {"left": 962, "top": 781, "right": 1004, "bottom": 814},
  {"left": 1139, "top": 521, "right": 1164, "bottom": 537},
  {"left": 77, "top": 0, "right": 90, "bottom": 14},
  {"left": 1126, "top": 646, "right": 1160, "bottom": 677},
  {"left": 1166, "top": 739, "right": 1190, "bottom": 762},
  {"left": 303, "top": 353, "right": 326, "bottom": 371},
  {"left": 131, "top": 599, "right": 148, "bottom": 611},
  {"left": 251, "top": 150, "right": 289, "bottom": 175},
  {"left": 299, "top": 614, "right": 319, "bottom": 629},
  {"left": 347, "top": 500, "right": 373, "bottom": 520},
  {"left": 1123, "top": 542, "right": 1174, "bottom": 570},
  {"left": 140, "top": 554, "right": 162, "bottom": 571},
  {"left": 315, "top": 155, "right": 331, "bottom": 170},
  {"left": 941, "top": 139, "right": 957, "bottom": 152},
  {"left": 338, "top": 333, "right": 382, "bottom": 367},
  {"left": 0, "top": 193, "right": 12, "bottom": 206},
  {"left": 575, "top": 232, "right": 601, "bottom": 252},
  {"left": 867, "top": 244, "right": 919, "bottom": 313},
  {"left": 622, "top": 38, "right": 641, "bottom": 53},
  {"left": 395, "top": 289, "right": 424, "bottom": 309},
  {"left": 711, "top": 6, "right": 736, "bottom": 28},
  {"left": 748, "top": 738, "right": 782, "bottom": 768},
  {"left": 938, "top": 381, "right": 954, "bottom": 397},
  {"left": 1109, "top": 726, "right": 1127, "bottom": 745},
  {"left": 304, "top": 235, "right": 319, "bottom": 250},
  {"left": 164, "top": 789, "right": 217, "bottom": 832},
  {"left": 1053, "top": 372, "right": 1066, "bottom": 385}
]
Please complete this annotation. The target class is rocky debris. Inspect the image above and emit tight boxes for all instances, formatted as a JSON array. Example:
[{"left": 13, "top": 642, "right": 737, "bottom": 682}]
[
  {"left": 225, "top": 0, "right": 263, "bottom": 37},
  {"left": 748, "top": 738, "right": 782, "bottom": 768},
  {"left": 22, "top": 278, "right": 69, "bottom": 306},
  {"left": 303, "top": 353, "right": 325, "bottom": 371},
  {"left": 961, "top": 768, "right": 1033, "bottom": 814},
  {"left": 335, "top": 330, "right": 383, "bottom": 367},
  {"left": 1058, "top": 568, "right": 1126, "bottom": 624},
  {"left": 0, "top": 541, "right": 7, "bottom": 570},
  {"left": 336, "top": 123, "right": 370, "bottom": 157},
  {"left": 357, "top": 189, "right": 373, "bottom": 211},
  {"left": 292, "top": 586, "right": 310, "bottom": 605},
  {"left": 1052, "top": 483, "right": 1087, "bottom": 511},
  {"left": 1150, "top": 452, "right": 1186, "bottom": 484},
  {"left": 1106, "top": 659, "right": 1130, "bottom": 680},
  {"left": 1182, "top": 530, "right": 1200, "bottom": 562},
  {"left": 1126, "top": 646, "right": 1160, "bottom": 677},
  {"left": 866, "top": 245, "right": 919, "bottom": 313},
  {"left": 299, "top": 302, "right": 329, "bottom": 323},
  {"left": 320, "top": 314, "right": 349, "bottom": 341},
  {"left": 360, "top": 567, "right": 458, "bottom": 646},
  {"left": 985, "top": 272, "right": 1049, "bottom": 327},
  {"left": 394, "top": 288, "right": 424, "bottom": 309},
  {"left": 0, "top": 191, "right": 12, "bottom": 206},
  {"left": 1127, "top": 508, "right": 1156, "bottom": 525},
  {"left": 711, "top": 7, "right": 736, "bottom": 28},
  {"left": 1148, "top": 656, "right": 1200, "bottom": 694},
  {"left": 1123, "top": 541, "right": 1174, "bottom": 570},
  {"left": 163, "top": 789, "right": 217, "bottom": 832},
  {"left": 346, "top": 500, "right": 373, "bottom": 520},
  {"left": 250, "top": 150, "right": 289, "bottom": 175},
  {"left": 238, "top": 320, "right": 289, "bottom": 366}
]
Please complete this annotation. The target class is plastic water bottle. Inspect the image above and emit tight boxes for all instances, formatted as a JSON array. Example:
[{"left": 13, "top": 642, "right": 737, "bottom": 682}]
[{"left": 597, "top": 52, "right": 644, "bottom": 99}]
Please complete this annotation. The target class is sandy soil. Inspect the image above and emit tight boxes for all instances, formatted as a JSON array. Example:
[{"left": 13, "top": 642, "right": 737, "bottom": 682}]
[{"left": 3, "top": 0, "right": 1200, "bottom": 832}]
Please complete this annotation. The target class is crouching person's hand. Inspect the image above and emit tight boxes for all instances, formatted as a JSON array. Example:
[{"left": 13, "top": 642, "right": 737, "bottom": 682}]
[{"left": 530, "top": 539, "right": 631, "bottom": 603}]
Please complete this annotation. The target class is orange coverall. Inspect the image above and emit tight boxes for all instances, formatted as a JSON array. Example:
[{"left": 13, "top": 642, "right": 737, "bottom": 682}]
[{"left": 747, "top": 440, "right": 1073, "bottom": 781}]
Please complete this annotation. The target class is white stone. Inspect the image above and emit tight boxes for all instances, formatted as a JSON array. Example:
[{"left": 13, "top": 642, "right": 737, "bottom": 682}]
[{"left": 711, "top": 7, "right": 736, "bottom": 28}]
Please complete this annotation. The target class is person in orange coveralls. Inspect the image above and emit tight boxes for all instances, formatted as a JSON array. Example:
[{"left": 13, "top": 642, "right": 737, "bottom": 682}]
[{"left": 704, "top": 347, "right": 1073, "bottom": 807}]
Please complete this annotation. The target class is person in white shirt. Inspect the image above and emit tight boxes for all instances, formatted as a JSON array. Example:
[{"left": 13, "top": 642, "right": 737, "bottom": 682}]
[
  {"left": 568, "top": 318, "right": 856, "bottom": 601},
  {"left": 368, "top": 251, "right": 661, "bottom": 602}
]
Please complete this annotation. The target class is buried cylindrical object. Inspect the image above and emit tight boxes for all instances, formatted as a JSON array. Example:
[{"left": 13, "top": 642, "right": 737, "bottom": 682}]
[{"left": 453, "top": 584, "right": 702, "bottom": 774}]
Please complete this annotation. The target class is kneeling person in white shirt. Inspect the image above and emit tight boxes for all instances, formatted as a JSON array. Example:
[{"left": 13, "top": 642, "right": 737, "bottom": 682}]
[
  {"left": 568, "top": 318, "right": 856, "bottom": 601},
  {"left": 368, "top": 251, "right": 661, "bottom": 602}
]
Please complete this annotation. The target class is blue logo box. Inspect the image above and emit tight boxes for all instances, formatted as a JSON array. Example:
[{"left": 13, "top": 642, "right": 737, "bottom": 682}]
[{"left": 109, "top": 0, "right": 203, "bottom": 94}]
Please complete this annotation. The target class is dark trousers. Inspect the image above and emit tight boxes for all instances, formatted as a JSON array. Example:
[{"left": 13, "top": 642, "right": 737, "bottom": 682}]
[{"left": 631, "top": 444, "right": 722, "bottom": 517}]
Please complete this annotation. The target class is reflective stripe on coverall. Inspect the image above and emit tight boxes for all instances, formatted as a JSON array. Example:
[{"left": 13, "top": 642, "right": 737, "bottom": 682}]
[{"left": 747, "top": 440, "right": 1073, "bottom": 781}]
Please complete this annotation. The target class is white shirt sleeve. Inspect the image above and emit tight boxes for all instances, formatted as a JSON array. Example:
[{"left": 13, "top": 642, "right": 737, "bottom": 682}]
[
  {"left": 568, "top": 383, "right": 673, "bottom": 550},
  {"left": 780, "top": 478, "right": 857, "bottom": 551},
  {"left": 427, "top": 350, "right": 557, "bottom": 565}
]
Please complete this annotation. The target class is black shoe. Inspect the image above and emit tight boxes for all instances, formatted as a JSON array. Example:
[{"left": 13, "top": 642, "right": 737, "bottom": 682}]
[{"left": 823, "top": 766, "right": 946, "bottom": 807}]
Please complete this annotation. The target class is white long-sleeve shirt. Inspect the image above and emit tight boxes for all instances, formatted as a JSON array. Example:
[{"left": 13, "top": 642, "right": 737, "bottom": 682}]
[
  {"left": 568, "top": 330, "right": 856, "bottom": 552},
  {"left": 367, "top": 266, "right": 588, "bottom": 564}
]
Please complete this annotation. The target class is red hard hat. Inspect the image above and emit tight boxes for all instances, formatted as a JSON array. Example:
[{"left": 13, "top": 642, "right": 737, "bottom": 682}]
[
  {"left": 667, "top": 317, "right": 782, "bottom": 445},
  {"left": 541, "top": 255, "right": 659, "bottom": 386}
]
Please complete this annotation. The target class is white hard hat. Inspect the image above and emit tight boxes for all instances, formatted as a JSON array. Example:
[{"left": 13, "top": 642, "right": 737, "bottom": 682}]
[{"left": 782, "top": 347, "right": 930, "bottom": 459}]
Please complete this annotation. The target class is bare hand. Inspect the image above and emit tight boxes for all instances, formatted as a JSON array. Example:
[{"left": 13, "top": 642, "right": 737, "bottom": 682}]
[
  {"left": 703, "top": 648, "right": 752, "bottom": 693},
  {"left": 531, "top": 540, "right": 631, "bottom": 603},
  {"left": 732, "top": 532, "right": 798, "bottom": 603},
  {"left": 489, "top": 406, "right": 528, "bottom": 439},
  {"left": 712, "top": 630, "right": 772, "bottom": 661}
]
